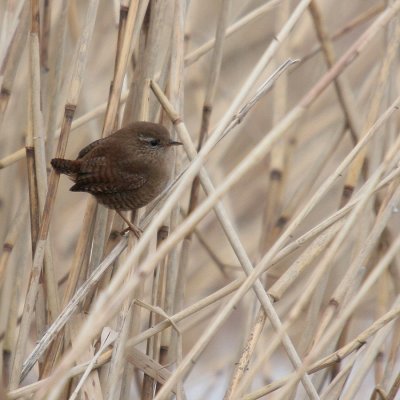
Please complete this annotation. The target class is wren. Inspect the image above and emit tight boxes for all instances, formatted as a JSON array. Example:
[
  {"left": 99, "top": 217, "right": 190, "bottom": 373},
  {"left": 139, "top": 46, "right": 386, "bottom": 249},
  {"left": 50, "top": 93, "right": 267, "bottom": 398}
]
[{"left": 51, "top": 121, "right": 182, "bottom": 236}]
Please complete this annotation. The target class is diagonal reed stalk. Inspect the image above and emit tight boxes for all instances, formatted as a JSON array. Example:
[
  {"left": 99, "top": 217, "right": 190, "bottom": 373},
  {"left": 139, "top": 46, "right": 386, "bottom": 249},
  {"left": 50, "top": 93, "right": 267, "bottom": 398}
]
[{"left": 2, "top": 1, "right": 400, "bottom": 399}]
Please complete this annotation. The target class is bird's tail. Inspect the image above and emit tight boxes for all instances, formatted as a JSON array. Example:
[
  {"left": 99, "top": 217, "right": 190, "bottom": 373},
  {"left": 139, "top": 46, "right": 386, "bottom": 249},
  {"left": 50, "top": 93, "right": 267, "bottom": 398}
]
[{"left": 51, "top": 158, "right": 81, "bottom": 175}]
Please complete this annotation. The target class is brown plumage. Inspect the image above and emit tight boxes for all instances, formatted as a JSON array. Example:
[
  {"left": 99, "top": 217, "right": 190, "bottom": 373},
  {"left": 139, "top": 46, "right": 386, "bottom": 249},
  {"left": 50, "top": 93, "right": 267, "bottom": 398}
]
[{"left": 51, "top": 121, "right": 181, "bottom": 215}]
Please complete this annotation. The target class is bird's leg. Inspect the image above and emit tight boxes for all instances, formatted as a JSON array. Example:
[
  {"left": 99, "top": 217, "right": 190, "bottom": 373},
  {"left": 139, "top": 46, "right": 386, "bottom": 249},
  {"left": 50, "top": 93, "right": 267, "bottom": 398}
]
[{"left": 116, "top": 210, "right": 142, "bottom": 238}]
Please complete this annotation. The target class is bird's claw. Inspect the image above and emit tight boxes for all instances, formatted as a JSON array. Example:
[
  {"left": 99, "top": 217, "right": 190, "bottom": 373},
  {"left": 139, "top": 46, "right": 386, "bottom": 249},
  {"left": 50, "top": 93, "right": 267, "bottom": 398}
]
[{"left": 120, "top": 224, "right": 143, "bottom": 238}]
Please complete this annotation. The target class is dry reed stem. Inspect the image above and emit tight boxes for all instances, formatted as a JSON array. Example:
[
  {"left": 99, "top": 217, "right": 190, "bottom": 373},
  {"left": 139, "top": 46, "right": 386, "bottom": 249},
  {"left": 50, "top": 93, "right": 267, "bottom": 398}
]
[
  {"left": 243, "top": 172, "right": 399, "bottom": 398},
  {"left": 320, "top": 351, "right": 361, "bottom": 400},
  {"left": 145, "top": 4, "right": 400, "bottom": 390},
  {"left": 184, "top": 0, "right": 281, "bottom": 66},
  {"left": 173, "top": 0, "right": 231, "bottom": 386},
  {"left": 42, "top": 9, "right": 400, "bottom": 386},
  {"left": 300, "top": 2, "right": 385, "bottom": 66},
  {"left": 9, "top": 1, "right": 100, "bottom": 389},
  {"left": 10, "top": 344, "right": 176, "bottom": 399},
  {"left": 0, "top": 0, "right": 376, "bottom": 169},
  {"left": 185, "top": 0, "right": 231, "bottom": 364},
  {"left": 68, "top": 315, "right": 104, "bottom": 399},
  {"left": 103, "top": 0, "right": 139, "bottom": 135},
  {"left": 29, "top": 0, "right": 61, "bottom": 348},
  {"left": 0, "top": 196, "right": 28, "bottom": 381},
  {"left": 225, "top": 2, "right": 293, "bottom": 397},
  {"left": 142, "top": 226, "right": 168, "bottom": 398},
  {"left": 45, "top": 0, "right": 68, "bottom": 157},
  {"left": 281, "top": 232, "right": 400, "bottom": 397},
  {"left": 137, "top": 83, "right": 400, "bottom": 398},
  {"left": 0, "top": 0, "right": 380, "bottom": 175},
  {"left": 38, "top": 198, "right": 96, "bottom": 380},
  {"left": 341, "top": 14, "right": 400, "bottom": 205},
  {"left": 309, "top": 0, "right": 362, "bottom": 145},
  {"left": 85, "top": 5, "right": 144, "bottom": 394},
  {"left": 268, "top": 221, "right": 341, "bottom": 301},
  {"left": 0, "top": 200, "right": 28, "bottom": 288},
  {"left": 314, "top": 181, "right": 400, "bottom": 346},
  {"left": 14, "top": 270, "right": 241, "bottom": 398},
  {"left": 2, "top": 1, "right": 400, "bottom": 398},
  {"left": 93, "top": 4, "right": 142, "bottom": 400},
  {"left": 340, "top": 297, "right": 400, "bottom": 400},
  {"left": 10, "top": 249, "right": 400, "bottom": 398},
  {"left": 10, "top": 0, "right": 47, "bottom": 387},
  {"left": 150, "top": 82, "right": 319, "bottom": 399},
  {"left": 258, "top": 1, "right": 291, "bottom": 256},
  {"left": 69, "top": 327, "right": 116, "bottom": 400},
  {"left": 158, "top": 3, "right": 186, "bottom": 390},
  {"left": 274, "top": 127, "right": 400, "bottom": 399},
  {"left": 242, "top": 296, "right": 400, "bottom": 399},
  {"left": 0, "top": 2, "right": 29, "bottom": 120},
  {"left": 21, "top": 237, "right": 128, "bottom": 381}
]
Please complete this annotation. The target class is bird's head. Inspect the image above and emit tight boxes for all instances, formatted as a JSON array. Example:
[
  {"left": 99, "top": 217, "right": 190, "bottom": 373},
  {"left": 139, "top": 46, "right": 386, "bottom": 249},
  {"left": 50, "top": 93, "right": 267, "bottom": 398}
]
[{"left": 127, "top": 121, "right": 182, "bottom": 153}]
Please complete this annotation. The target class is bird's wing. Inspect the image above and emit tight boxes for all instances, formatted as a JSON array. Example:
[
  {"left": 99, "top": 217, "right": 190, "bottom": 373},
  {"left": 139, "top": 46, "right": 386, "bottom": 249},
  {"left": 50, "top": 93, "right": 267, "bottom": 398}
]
[
  {"left": 77, "top": 137, "right": 108, "bottom": 159},
  {"left": 71, "top": 147, "right": 147, "bottom": 193},
  {"left": 70, "top": 172, "right": 147, "bottom": 194}
]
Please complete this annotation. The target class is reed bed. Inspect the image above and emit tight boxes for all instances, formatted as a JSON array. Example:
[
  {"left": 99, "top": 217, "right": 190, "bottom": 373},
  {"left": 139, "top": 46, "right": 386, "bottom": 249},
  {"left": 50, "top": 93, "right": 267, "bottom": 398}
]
[{"left": 0, "top": 0, "right": 399, "bottom": 399}]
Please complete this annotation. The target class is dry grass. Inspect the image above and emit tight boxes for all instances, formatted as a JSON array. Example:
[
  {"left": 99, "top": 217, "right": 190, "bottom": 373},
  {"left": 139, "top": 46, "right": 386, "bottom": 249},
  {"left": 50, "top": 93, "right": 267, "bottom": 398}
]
[{"left": 1, "top": 0, "right": 400, "bottom": 399}]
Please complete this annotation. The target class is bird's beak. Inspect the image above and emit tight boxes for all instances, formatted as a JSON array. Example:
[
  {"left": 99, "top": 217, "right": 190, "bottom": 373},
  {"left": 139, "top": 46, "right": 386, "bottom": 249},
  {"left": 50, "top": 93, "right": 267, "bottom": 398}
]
[{"left": 168, "top": 140, "right": 183, "bottom": 146}]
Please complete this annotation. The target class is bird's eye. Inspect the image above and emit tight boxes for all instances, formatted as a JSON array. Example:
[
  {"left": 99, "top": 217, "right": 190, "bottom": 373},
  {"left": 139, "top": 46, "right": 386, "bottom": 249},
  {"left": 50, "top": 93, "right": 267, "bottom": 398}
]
[{"left": 149, "top": 139, "right": 160, "bottom": 147}]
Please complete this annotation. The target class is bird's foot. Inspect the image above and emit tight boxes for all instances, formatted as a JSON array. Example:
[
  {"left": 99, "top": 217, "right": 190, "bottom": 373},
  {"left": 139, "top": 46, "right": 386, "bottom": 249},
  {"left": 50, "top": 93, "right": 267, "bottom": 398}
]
[
  {"left": 120, "top": 223, "right": 143, "bottom": 238},
  {"left": 116, "top": 210, "right": 142, "bottom": 238}
]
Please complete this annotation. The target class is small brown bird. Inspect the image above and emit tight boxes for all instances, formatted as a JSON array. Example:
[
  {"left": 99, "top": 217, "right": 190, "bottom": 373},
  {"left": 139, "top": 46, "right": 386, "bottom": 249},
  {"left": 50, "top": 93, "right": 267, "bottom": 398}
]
[{"left": 51, "top": 121, "right": 182, "bottom": 236}]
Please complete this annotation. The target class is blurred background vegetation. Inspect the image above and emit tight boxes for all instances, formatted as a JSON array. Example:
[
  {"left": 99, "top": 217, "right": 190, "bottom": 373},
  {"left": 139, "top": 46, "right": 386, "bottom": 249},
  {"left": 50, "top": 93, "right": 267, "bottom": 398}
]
[{"left": 0, "top": 0, "right": 399, "bottom": 399}]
